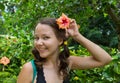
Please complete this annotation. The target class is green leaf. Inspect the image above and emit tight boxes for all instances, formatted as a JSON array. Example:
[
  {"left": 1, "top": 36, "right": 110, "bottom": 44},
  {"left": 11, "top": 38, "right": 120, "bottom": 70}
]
[
  {"left": 0, "top": 72, "right": 10, "bottom": 77},
  {"left": 103, "top": 13, "right": 108, "bottom": 17},
  {"left": 0, "top": 3, "right": 5, "bottom": 11},
  {"left": 113, "top": 63, "right": 120, "bottom": 74}
]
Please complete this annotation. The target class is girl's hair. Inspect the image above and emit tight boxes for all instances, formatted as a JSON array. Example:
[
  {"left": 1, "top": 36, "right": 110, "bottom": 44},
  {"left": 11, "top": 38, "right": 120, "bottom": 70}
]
[{"left": 32, "top": 18, "right": 70, "bottom": 79}]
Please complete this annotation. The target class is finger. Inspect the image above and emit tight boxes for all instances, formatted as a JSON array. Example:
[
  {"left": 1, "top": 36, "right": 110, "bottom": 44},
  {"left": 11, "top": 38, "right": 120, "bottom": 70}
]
[
  {"left": 70, "top": 19, "right": 75, "bottom": 23},
  {"left": 65, "top": 32, "right": 69, "bottom": 38},
  {"left": 77, "top": 24, "right": 80, "bottom": 28},
  {"left": 65, "top": 29, "right": 70, "bottom": 38}
]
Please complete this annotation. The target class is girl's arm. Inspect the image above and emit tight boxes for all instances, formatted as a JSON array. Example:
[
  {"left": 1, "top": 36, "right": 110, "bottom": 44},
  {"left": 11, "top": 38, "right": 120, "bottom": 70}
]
[{"left": 67, "top": 19, "right": 112, "bottom": 69}]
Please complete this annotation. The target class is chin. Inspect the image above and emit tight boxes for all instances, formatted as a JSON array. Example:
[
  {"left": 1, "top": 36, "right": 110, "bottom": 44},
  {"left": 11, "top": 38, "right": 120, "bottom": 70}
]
[{"left": 39, "top": 54, "right": 48, "bottom": 58}]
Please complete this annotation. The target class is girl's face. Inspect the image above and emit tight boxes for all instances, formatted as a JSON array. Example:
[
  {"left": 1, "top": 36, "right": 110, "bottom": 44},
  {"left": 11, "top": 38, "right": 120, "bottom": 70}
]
[{"left": 34, "top": 23, "right": 63, "bottom": 59}]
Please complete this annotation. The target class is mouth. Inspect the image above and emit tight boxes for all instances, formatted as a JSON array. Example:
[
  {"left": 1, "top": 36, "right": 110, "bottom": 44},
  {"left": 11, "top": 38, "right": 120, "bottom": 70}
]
[
  {"left": 38, "top": 48, "right": 47, "bottom": 53},
  {"left": 39, "top": 49, "right": 45, "bottom": 52},
  {"left": 35, "top": 45, "right": 47, "bottom": 53}
]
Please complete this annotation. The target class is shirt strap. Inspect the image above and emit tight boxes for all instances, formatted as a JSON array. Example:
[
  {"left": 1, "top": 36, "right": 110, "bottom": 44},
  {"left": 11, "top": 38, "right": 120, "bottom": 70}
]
[{"left": 31, "top": 60, "right": 37, "bottom": 83}]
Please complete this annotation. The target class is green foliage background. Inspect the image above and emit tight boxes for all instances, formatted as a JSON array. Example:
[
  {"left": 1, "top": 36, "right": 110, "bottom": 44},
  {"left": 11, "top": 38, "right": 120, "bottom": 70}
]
[{"left": 0, "top": 0, "right": 120, "bottom": 83}]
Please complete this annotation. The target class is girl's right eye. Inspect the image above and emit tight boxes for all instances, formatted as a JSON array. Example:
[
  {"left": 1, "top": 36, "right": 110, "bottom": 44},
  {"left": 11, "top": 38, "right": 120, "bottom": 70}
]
[{"left": 34, "top": 37, "right": 39, "bottom": 40}]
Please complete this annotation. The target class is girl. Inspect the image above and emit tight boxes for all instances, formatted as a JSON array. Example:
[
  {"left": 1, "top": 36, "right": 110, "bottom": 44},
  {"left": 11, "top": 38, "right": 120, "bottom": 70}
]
[{"left": 17, "top": 18, "right": 112, "bottom": 83}]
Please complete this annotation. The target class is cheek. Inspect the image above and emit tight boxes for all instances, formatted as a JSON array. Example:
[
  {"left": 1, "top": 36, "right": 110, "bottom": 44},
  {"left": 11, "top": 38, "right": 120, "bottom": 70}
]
[{"left": 49, "top": 40, "right": 60, "bottom": 48}]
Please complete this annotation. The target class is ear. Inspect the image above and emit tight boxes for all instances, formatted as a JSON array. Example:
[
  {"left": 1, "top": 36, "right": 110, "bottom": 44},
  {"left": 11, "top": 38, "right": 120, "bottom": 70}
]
[{"left": 58, "top": 38, "right": 63, "bottom": 46}]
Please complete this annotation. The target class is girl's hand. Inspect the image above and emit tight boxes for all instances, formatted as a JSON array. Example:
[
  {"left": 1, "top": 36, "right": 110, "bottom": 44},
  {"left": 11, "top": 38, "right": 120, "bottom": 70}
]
[{"left": 66, "top": 19, "right": 80, "bottom": 38}]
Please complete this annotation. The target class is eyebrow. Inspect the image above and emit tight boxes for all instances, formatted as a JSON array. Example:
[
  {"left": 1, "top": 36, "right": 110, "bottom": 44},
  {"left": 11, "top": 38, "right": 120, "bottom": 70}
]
[{"left": 34, "top": 33, "right": 51, "bottom": 36}]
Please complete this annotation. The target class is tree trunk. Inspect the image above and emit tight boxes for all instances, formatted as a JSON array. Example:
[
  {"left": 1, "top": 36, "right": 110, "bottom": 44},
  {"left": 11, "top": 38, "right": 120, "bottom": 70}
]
[{"left": 107, "top": 7, "right": 120, "bottom": 51}]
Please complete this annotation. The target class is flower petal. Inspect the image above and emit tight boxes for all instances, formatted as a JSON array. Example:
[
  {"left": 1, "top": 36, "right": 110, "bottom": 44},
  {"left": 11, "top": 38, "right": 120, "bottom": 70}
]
[
  {"left": 0, "top": 56, "right": 10, "bottom": 65},
  {"left": 56, "top": 13, "right": 71, "bottom": 29}
]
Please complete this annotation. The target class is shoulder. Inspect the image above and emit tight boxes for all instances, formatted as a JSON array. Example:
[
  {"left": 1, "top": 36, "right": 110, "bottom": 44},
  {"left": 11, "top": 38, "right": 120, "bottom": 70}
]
[
  {"left": 68, "top": 56, "right": 81, "bottom": 70},
  {"left": 19, "top": 61, "right": 33, "bottom": 74},
  {"left": 22, "top": 62, "right": 33, "bottom": 72},
  {"left": 17, "top": 61, "right": 33, "bottom": 83}
]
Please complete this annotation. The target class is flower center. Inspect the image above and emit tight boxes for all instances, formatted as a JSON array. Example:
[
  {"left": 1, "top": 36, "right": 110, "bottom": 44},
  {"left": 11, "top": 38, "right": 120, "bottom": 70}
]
[{"left": 62, "top": 19, "right": 68, "bottom": 25}]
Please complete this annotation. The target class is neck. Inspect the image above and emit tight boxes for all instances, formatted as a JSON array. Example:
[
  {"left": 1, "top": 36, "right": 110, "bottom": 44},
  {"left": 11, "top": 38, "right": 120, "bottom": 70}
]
[{"left": 43, "top": 50, "right": 60, "bottom": 68}]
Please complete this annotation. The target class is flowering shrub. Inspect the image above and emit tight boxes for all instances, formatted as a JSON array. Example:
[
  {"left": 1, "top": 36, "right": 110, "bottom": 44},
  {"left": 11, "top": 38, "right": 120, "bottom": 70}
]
[{"left": 0, "top": 34, "right": 33, "bottom": 83}]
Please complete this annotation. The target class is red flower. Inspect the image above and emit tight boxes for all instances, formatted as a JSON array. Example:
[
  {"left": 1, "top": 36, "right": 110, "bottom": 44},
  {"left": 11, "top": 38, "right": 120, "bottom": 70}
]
[
  {"left": 56, "top": 13, "right": 71, "bottom": 29},
  {"left": 0, "top": 56, "right": 10, "bottom": 65}
]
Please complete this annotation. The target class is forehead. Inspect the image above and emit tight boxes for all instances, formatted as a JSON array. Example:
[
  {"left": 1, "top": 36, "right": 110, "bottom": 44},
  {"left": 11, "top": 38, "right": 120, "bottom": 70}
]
[{"left": 35, "top": 23, "right": 55, "bottom": 36}]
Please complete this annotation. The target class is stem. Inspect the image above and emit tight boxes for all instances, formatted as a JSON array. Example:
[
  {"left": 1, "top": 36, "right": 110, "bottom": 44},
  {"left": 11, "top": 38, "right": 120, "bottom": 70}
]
[{"left": 2, "top": 65, "right": 5, "bottom": 71}]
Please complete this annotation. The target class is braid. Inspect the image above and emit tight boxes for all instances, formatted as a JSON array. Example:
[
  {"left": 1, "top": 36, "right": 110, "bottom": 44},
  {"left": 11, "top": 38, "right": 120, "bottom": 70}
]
[{"left": 58, "top": 39, "right": 70, "bottom": 79}]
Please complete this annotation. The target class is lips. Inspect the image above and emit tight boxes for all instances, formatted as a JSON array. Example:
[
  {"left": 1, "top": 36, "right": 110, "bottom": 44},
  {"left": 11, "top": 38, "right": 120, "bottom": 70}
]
[
  {"left": 38, "top": 48, "right": 47, "bottom": 53},
  {"left": 39, "top": 49, "right": 46, "bottom": 52}
]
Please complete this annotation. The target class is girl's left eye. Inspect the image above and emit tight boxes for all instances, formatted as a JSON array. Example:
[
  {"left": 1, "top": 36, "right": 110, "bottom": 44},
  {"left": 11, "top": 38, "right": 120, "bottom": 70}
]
[{"left": 43, "top": 36, "right": 50, "bottom": 40}]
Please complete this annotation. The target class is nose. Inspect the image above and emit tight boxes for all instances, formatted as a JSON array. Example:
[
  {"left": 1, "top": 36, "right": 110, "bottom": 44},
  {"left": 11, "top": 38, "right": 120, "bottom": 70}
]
[{"left": 36, "top": 39, "right": 44, "bottom": 45}]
